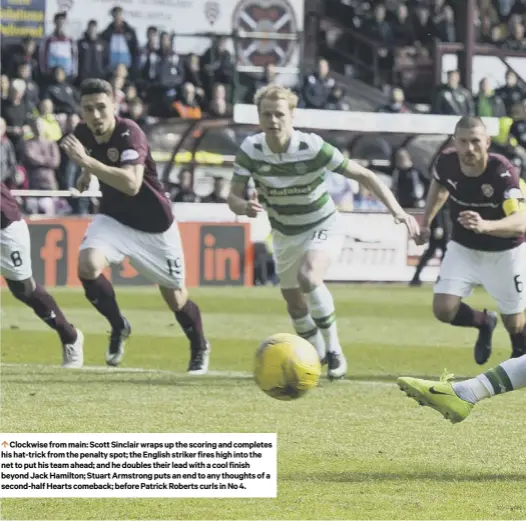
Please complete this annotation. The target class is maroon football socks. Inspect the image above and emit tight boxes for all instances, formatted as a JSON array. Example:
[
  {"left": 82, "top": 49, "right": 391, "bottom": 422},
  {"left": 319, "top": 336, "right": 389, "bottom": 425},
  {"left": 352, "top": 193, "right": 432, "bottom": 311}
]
[{"left": 81, "top": 274, "right": 125, "bottom": 331}]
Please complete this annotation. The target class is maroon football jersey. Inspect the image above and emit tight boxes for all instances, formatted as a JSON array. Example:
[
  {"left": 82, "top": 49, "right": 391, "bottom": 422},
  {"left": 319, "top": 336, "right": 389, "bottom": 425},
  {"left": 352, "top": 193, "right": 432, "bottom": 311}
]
[
  {"left": 1, "top": 182, "right": 22, "bottom": 230},
  {"left": 434, "top": 150, "right": 525, "bottom": 251},
  {"left": 74, "top": 117, "right": 174, "bottom": 233}
]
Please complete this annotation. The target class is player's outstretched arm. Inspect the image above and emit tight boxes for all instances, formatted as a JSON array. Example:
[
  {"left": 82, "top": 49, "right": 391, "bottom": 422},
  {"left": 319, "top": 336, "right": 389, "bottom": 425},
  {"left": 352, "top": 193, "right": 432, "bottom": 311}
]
[
  {"left": 421, "top": 178, "right": 449, "bottom": 228},
  {"left": 342, "top": 160, "right": 420, "bottom": 237},
  {"left": 227, "top": 179, "right": 263, "bottom": 218}
]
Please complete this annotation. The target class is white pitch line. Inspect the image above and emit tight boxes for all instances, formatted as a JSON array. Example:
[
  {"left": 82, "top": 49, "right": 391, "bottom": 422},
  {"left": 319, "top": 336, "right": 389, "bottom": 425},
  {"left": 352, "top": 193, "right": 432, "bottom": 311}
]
[
  {"left": 0, "top": 362, "right": 252, "bottom": 379},
  {"left": 0, "top": 362, "right": 396, "bottom": 386}
]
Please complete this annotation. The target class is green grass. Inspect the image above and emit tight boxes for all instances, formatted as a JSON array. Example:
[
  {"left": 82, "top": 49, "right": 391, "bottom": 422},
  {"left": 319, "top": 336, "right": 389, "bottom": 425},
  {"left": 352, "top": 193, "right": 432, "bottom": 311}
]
[{"left": 1, "top": 284, "right": 525, "bottom": 520}]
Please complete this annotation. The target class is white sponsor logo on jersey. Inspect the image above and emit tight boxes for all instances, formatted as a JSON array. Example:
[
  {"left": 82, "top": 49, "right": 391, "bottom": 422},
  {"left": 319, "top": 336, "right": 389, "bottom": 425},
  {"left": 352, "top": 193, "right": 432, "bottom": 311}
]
[
  {"left": 500, "top": 171, "right": 512, "bottom": 178},
  {"left": 121, "top": 149, "right": 140, "bottom": 162}
]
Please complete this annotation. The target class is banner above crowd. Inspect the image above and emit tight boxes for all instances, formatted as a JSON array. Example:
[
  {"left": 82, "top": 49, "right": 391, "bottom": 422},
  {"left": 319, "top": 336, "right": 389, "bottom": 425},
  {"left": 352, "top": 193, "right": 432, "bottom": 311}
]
[{"left": 44, "top": 0, "right": 304, "bottom": 68}]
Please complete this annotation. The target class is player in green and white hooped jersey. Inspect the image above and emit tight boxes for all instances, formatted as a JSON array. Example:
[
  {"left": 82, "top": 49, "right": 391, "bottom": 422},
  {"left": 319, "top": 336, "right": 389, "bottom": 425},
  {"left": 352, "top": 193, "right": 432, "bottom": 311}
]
[{"left": 228, "top": 84, "right": 420, "bottom": 380}]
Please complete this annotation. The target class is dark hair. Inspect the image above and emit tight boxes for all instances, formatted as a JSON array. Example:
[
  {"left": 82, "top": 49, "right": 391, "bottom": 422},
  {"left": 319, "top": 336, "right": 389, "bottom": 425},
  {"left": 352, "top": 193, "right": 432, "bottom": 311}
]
[
  {"left": 80, "top": 78, "right": 113, "bottom": 97},
  {"left": 454, "top": 116, "right": 486, "bottom": 133},
  {"left": 54, "top": 12, "right": 66, "bottom": 23}
]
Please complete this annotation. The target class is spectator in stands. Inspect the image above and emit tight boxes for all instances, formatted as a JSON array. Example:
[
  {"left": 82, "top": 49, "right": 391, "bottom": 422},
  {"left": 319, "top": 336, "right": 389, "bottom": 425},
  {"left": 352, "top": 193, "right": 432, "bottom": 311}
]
[
  {"left": 101, "top": 5, "right": 139, "bottom": 75},
  {"left": 493, "top": 0, "right": 516, "bottom": 22},
  {"left": 509, "top": 103, "right": 526, "bottom": 155},
  {"left": 5, "top": 37, "right": 39, "bottom": 80},
  {"left": 77, "top": 20, "right": 108, "bottom": 85},
  {"left": 139, "top": 26, "right": 159, "bottom": 76},
  {"left": 202, "top": 176, "right": 228, "bottom": 203},
  {"left": 377, "top": 87, "right": 410, "bottom": 113},
  {"left": 39, "top": 12, "right": 77, "bottom": 80},
  {"left": 200, "top": 36, "right": 234, "bottom": 99},
  {"left": 391, "top": 147, "right": 425, "bottom": 209},
  {"left": 301, "top": 58, "right": 335, "bottom": 109},
  {"left": 172, "top": 82, "right": 202, "bottom": 119},
  {"left": 433, "top": 5, "right": 456, "bottom": 42},
  {"left": 170, "top": 168, "right": 200, "bottom": 202},
  {"left": 1, "top": 75, "right": 9, "bottom": 102},
  {"left": 184, "top": 53, "right": 206, "bottom": 100},
  {"left": 123, "top": 97, "right": 148, "bottom": 129},
  {"left": 503, "top": 22, "right": 526, "bottom": 50},
  {"left": 152, "top": 32, "right": 186, "bottom": 116},
  {"left": 0, "top": 117, "right": 18, "bottom": 184},
  {"left": 16, "top": 62, "right": 39, "bottom": 112},
  {"left": 496, "top": 71, "right": 526, "bottom": 116},
  {"left": 2, "top": 79, "right": 34, "bottom": 153},
  {"left": 366, "top": 4, "right": 393, "bottom": 43},
  {"left": 21, "top": 119, "right": 60, "bottom": 215},
  {"left": 391, "top": 3, "right": 416, "bottom": 47},
  {"left": 432, "top": 69, "right": 475, "bottom": 115},
  {"left": 250, "top": 63, "right": 280, "bottom": 101},
  {"left": 208, "top": 83, "right": 232, "bottom": 118},
  {"left": 475, "top": 77, "right": 506, "bottom": 118},
  {"left": 42, "top": 67, "right": 80, "bottom": 118},
  {"left": 37, "top": 99, "right": 62, "bottom": 142},
  {"left": 326, "top": 86, "right": 350, "bottom": 110},
  {"left": 413, "top": 6, "right": 434, "bottom": 49},
  {"left": 477, "top": 13, "right": 496, "bottom": 43},
  {"left": 111, "top": 75, "right": 127, "bottom": 114}
]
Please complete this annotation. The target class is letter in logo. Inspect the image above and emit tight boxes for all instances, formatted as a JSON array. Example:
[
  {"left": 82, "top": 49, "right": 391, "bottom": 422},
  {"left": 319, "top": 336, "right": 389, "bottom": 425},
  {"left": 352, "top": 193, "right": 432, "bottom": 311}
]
[
  {"left": 32, "top": 224, "right": 68, "bottom": 286},
  {"left": 200, "top": 225, "right": 244, "bottom": 285}
]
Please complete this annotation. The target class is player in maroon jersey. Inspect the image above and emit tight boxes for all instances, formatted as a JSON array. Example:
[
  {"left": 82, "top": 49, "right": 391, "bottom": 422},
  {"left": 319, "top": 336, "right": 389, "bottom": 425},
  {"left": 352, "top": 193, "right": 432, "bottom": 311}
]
[
  {"left": 416, "top": 116, "right": 526, "bottom": 364},
  {"left": 60, "top": 79, "right": 210, "bottom": 374},
  {"left": 1, "top": 183, "right": 84, "bottom": 367}
]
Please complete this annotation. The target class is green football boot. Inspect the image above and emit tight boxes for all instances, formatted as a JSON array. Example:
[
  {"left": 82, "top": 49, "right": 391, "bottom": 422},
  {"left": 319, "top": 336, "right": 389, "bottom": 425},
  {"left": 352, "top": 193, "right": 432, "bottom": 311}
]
[{"left": 397, "top": 371, "right": 474, "bottom": 424}]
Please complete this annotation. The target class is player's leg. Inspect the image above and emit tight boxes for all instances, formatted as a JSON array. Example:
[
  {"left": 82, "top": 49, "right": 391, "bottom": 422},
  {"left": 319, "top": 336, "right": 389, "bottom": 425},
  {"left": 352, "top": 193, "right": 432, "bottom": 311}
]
[
  {"left": 398, "top": 355, "right": 526, "bottom": 423},
  {"left": 126, "top": 220, "right": 210, "bottom": 374},
  {"left": 272, "top": 231, "right": 326, "bottom": 364},
  {"left": 481, "top": 244, "right": 526, "bottom": 359},
  {"left": 158, "top": 285, "right": 210, "bottom": 374},
  {"left": 280, "top": 288, "right": 325, "bottom": 363},
  {"left": 296, "top": 220, "right": 347, "bottom": 379},
  {"left": 433, "top": 242, "right": 497, "bottom": 364},
  {"left": 410, "top": 239, "right": 438, "bottom": 286},
  {"left": 77, "top": 216, "right": 130, "bottom": 366},
  {"left": 1, "top": 220, "right": 83, "bottom": 368}
]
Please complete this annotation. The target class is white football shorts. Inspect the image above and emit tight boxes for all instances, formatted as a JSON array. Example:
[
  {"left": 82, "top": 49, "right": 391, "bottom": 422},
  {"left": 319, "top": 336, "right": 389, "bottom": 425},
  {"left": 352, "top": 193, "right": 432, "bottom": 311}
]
[
  {"left": 1, "top": 219, "right": 33, "bottom": 281},
  {"left": 271, "top": 214, "right": 345, "bottom": 289},
  {"left": 435, "top": 241, "right": 526, "bottom": 315},
  {"left": 80, "top": 214, "right": 185, "bottom": 289}
]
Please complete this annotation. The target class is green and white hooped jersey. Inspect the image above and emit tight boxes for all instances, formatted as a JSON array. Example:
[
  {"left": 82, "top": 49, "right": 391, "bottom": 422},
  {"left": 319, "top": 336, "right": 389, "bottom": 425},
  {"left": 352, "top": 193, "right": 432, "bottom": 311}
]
[{"left": 233, "top": 130, "right": 348, "bottom": 236}]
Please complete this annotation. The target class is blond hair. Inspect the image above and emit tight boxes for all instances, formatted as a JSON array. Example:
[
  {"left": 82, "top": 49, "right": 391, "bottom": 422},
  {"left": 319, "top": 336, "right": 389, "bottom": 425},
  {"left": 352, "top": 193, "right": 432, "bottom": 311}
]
[{"left": 254, "top": 83, "right": 298, "bottom": 111}]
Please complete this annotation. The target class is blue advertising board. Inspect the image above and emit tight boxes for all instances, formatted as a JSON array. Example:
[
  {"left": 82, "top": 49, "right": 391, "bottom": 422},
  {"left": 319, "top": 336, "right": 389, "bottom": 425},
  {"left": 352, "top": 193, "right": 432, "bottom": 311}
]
[{"left": 1, "top": 0, "right": 46, "bottom": 42}]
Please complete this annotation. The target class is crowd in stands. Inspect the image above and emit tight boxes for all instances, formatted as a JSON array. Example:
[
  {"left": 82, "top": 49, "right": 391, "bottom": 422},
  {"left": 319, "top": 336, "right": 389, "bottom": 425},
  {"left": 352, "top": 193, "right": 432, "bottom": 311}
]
[{"left": 1, "top": 1, "right": 525, "bottom": 217}]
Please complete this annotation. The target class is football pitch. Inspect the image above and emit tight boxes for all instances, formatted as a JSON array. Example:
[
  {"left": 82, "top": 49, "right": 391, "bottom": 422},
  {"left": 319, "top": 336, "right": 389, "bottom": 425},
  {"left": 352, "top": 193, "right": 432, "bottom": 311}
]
[{"left": 1, "top": 284, "right": 525, "bottom": 520}]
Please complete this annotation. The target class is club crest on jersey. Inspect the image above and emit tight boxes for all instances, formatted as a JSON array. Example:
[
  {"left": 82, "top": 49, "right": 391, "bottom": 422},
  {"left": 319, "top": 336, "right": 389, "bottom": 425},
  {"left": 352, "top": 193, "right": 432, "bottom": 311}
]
[
  {"left": 107, "top": 148, "right": 119, "bottom": 163},
  {"left": 481, "top": 184, "right": 494, "bottom": 197},
  {"left": 295, "top": 162, "right": 307, "bottom": 174}
]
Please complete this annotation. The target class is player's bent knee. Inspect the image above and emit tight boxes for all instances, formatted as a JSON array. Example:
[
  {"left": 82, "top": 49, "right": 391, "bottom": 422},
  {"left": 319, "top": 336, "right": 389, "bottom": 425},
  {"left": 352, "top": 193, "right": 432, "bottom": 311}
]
[
  {"left": 432, "top": 296, "right": 459, "bottom": 323},
  {"left": 297, "top": 266, "right": 322, "bottom": 292},
  {"left": 6, "top": 277, "right": 35, "bottom": 301},
  {"left": 159, "top": 286, "right": 188, "bottom": 312},
  {"left": 78, "top": 249, "right": 108, "bottom": 280}
]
